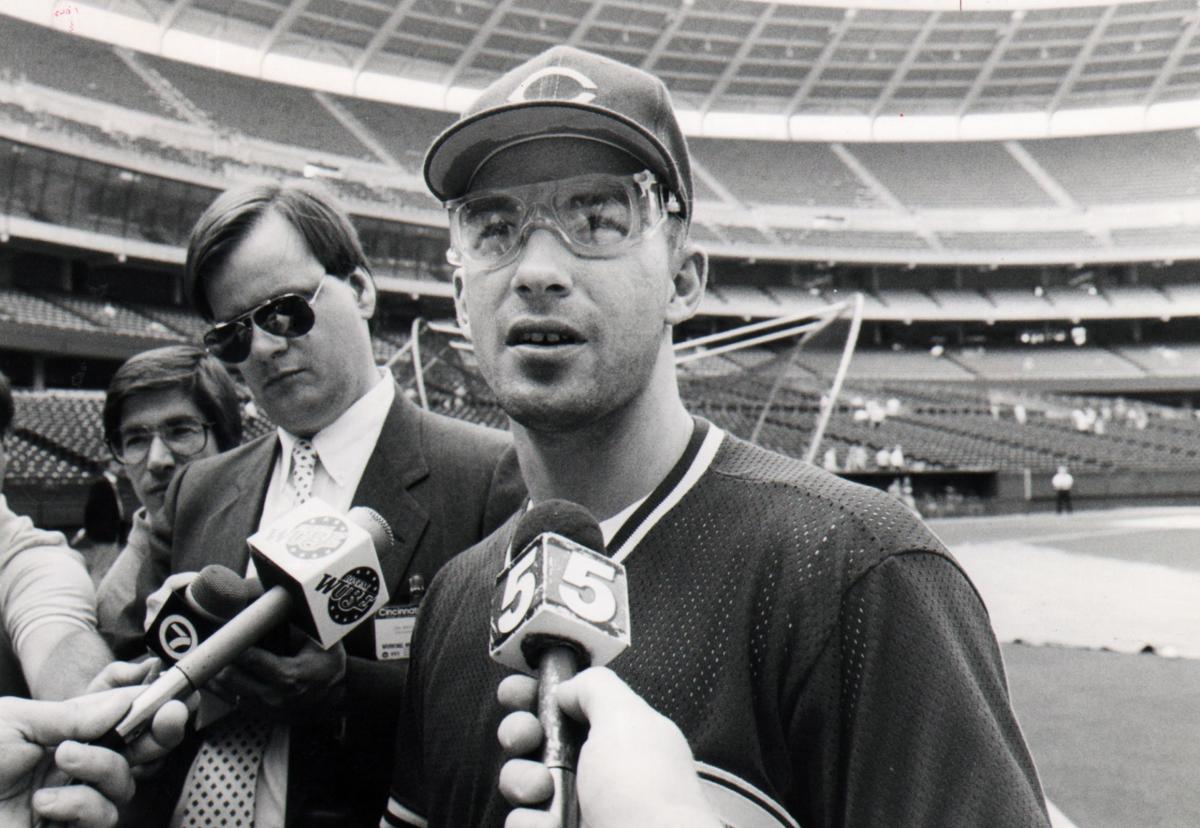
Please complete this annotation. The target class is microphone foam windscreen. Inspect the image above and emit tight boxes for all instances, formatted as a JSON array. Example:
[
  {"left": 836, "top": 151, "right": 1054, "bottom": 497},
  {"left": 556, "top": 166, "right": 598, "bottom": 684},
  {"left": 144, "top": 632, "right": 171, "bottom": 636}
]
[
  {"left": 348, "top": 506, "right": 395, "bottom": 551},
  {"left": 189, "top": 564, "right": 256, "bottom": 621},
  {"left": 512, "top": 499, "right": 604, "bottom": 554}
]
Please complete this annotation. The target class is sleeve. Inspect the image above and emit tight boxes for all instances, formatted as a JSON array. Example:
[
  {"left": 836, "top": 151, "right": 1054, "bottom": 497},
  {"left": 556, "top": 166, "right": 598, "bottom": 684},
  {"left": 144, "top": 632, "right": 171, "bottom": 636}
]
[
  {"left": 101, "top": 477, "right": 177, "bottom": 659},
  {"left": 0, "top": 497, "right": 98, "bottom": 671},
  {"left": 95, "top": 507, "right": 153, "bottom": 641},
  {"left": 825, "top": 552, "right": 1050, "bottom": 828}
]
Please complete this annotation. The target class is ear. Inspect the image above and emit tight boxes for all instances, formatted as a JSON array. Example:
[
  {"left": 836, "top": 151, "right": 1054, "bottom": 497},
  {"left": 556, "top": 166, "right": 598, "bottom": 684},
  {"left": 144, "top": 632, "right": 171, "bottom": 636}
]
[
  {"left": 452, "top": 267, "right": 472, "bottom": 339},
  {"left": 346, "top": 268, "right": 377, "bottom": 319},
  {"left": 664, "top": 243, "right": 707, "bottom": 327}
]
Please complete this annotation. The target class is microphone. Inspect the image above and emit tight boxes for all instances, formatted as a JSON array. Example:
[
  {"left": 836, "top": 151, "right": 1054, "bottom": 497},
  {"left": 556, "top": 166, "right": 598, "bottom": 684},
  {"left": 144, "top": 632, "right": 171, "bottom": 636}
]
[
  {"left": 489, "top": 500, "right": 631, "bottom": 828},
  {"left": 102, "top": 501, "right": 393, "bottom": 747},
  {"left": 144, "top": 564, "right": 258, "bottom": 663}
]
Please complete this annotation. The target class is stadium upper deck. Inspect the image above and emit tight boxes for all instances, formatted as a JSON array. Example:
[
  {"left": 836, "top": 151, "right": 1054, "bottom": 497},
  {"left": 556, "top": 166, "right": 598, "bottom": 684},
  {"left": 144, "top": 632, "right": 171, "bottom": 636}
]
[{"left": 1, "top": 0, "right": 1199, "bottom": 268}]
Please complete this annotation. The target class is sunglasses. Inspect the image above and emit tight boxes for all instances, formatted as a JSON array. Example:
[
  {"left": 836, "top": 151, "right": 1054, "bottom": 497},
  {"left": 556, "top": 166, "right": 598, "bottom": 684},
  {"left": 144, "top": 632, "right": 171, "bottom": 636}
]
[
  {"left": 202, "top": 276, "right": 328, "bottom": 364},
  {"left": 446, "top": 170, "right": 679, "bottom": 271}
]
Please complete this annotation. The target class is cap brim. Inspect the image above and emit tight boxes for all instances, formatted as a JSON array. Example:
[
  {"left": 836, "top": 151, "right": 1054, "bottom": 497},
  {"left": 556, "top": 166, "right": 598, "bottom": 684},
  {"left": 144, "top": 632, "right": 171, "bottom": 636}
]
[{"left": 425, "top": 100, "right": 682, "bottom": 205}]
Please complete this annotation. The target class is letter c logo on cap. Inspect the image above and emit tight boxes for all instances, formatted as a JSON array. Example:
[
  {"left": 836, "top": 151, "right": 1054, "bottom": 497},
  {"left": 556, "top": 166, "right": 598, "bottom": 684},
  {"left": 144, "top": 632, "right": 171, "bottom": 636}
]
[{"left": 508, "top": 67, "right": 597, "bottom": 105}]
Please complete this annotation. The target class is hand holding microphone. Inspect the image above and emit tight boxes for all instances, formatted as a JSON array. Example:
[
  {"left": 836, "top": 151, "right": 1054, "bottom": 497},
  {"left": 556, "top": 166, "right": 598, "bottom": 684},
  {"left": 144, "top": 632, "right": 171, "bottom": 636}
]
[
  {"left": 489, "top": 500, "right": 632, "bottom": 828},
  {"left": 496, "top": 668, "right": 722, "bottom": 828},
  {"left": 7, "top": 687, "right": 188, "bottom": 828}
]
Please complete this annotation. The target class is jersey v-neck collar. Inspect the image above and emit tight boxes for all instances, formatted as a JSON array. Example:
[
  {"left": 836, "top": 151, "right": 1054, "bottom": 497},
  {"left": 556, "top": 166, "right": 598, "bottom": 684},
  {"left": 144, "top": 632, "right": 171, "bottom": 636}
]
[
  {"left": 501, "top": 418, "right": 725, "bottom": 568},
  {"left": 607, "top": 417, "right": 725, "bottom": 564}
]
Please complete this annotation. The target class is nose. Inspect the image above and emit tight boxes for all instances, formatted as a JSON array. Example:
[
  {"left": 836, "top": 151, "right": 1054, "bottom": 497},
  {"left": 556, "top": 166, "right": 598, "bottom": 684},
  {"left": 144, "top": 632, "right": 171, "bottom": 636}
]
[
  {"left": 247, "top": 322, "right": 288, "bottom": 361},
  {"left": 145, "top": 434, "right": 176, "bottom": 472},
  {"left": 511, "top": 227, "right": 574, "bottom": 299}
]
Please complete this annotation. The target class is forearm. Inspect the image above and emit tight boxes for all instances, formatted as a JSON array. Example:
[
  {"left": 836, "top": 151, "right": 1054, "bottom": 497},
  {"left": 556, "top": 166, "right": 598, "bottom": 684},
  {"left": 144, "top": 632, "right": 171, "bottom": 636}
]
[{"left": 25, "top": 625, "right": 114, "bottom": 700}]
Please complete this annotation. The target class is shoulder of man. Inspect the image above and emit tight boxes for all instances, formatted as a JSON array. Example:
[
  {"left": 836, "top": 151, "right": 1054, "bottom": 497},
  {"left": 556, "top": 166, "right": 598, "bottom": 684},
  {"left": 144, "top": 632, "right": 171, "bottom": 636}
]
[
  {"left": 707, "top": 433, "right": 951, "bottom": 572},
  {"left": 410, "top": 403, "right": 512, "bottom": 462}
]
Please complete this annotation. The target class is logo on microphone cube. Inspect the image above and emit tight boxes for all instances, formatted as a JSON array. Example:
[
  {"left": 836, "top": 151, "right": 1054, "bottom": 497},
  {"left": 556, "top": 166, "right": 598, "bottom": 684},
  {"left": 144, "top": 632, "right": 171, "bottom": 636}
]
[
  {"left": 316, "top": 566, "right": 381, "bottom": 625},
  {"left": 490, "top": 532, "right": 630, "bottom": 675},
  {"left": 158, "top": 614, "right": 199, "bottom": 660},
  {"left": 144, "top": 586, "right": 225, "bottom": 664},
  {"left": 285, "top": 514, "right": 349, "bottom": 559},
  {"left": 248, "top": 498, "right": 390, "bottom": 649}
]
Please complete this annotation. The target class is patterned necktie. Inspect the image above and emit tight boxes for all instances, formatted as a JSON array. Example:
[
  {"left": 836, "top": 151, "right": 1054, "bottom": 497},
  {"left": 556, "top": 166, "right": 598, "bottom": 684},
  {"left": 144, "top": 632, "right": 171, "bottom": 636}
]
[
  {"left": 291, "top": 438, "right": 317, "bottom": 505},
  {"left": 179, "top": 438, "right": 319, "bottom": 825},
  {"left": 179, "top": 715, "right": 271, "bottom": 827}
]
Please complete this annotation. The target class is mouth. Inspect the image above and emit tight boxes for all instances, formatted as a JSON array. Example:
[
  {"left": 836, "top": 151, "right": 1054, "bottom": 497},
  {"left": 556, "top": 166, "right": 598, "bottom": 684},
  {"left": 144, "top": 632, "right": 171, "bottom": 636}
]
[
  {"left": 505, "top": 320, "right": 586, "bottom": 349},
  {"left": 263, "top": 368, "right": 305, "bottom": 388}
]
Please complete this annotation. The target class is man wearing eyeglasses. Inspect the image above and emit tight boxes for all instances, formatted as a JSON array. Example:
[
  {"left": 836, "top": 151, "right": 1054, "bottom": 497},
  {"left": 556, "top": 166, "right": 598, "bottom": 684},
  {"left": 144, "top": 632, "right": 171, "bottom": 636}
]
[
  {"left": 385, "top": 46, "right": 1048, "bottom": 828},
  {"left": 105, "top": 181, "right": 525, "bottom": 826},
  {"left": 95, "top": 345, "right": 243, "bottom": 649}
]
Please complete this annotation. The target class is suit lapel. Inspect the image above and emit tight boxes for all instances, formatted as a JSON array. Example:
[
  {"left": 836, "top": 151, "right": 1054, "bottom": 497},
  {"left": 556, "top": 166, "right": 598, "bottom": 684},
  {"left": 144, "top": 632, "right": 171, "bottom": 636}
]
[
  {"left": 181, "top": 437, "right": 277, "bottom": 575},
  {"left": 351, "top": 387, "right": 430, "bottom": 594}
]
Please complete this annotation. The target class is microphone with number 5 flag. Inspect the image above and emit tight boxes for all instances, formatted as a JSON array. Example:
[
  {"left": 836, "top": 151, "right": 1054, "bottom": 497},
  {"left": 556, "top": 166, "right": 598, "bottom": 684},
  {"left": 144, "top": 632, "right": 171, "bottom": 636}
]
[{"left": 490, "top": 500, "right": 631, "bottom": 828}]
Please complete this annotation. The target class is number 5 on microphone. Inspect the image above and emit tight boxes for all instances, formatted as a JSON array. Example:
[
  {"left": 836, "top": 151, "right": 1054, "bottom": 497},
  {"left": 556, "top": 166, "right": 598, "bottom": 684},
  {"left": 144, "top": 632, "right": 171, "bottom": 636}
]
[
  {"left": 559, "top": 554, "right": 617, "bottom": 624},
  {"left": 490, "top": 532, "right": 631, "bottom": 675},
  {"left": 496, "top": 551, "right": 539, "bottom": 636}
]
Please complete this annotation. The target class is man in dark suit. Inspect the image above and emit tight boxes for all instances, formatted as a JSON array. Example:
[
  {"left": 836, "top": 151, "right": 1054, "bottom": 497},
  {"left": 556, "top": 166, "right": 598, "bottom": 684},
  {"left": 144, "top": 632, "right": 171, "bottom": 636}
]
[{"left": 105, "top": 179, "right": 524, "bottom": 826}]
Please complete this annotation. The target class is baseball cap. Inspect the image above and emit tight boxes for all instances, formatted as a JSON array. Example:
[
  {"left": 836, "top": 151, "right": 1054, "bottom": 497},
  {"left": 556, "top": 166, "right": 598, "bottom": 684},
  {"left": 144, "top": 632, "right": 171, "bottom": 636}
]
[{"left": 424, "top": 45, "right": 693, "bottom": 221}]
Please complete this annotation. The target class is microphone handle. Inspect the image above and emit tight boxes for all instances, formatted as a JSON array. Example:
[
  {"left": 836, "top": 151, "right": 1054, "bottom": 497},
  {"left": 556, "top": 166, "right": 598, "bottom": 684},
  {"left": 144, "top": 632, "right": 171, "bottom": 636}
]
[
  {"left": 538, "top": 643, "right": 583, "bottom": 828},
  {"left": 117, "top": 584, "right": 293, "bottom": 743},
  {"left": 33, "top": 585, "right": 294, "bottom": 828}
]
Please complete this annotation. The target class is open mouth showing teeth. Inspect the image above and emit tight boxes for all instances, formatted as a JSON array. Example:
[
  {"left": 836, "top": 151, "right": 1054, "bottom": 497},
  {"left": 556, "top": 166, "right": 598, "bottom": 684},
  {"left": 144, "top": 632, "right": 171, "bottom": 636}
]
[{"left": 510, "top": 330, "right": 580, "bottom": 346}]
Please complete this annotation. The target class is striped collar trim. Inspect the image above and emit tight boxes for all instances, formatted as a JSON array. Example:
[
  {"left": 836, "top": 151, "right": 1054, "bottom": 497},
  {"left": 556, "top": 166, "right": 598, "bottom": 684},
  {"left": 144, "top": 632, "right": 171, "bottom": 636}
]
[{"left": 607, "top": 417, "right": 724, "bottom": 564}]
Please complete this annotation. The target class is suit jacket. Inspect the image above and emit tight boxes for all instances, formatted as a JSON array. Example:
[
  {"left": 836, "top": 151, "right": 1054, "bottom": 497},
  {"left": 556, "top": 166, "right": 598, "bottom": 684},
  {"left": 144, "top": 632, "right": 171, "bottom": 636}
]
[{"left": 110, "top": 386, "right": 525, "bottom": 826}]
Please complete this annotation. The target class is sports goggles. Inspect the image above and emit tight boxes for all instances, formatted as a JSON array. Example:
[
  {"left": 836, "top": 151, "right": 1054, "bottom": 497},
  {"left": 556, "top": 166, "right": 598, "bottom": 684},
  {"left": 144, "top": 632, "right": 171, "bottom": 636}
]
[
  {"left": 447, "top": 170, "right": 680, "bottom": 270},
  {"left": 202, "top": 275, "right": 328, "bottom": 364}
]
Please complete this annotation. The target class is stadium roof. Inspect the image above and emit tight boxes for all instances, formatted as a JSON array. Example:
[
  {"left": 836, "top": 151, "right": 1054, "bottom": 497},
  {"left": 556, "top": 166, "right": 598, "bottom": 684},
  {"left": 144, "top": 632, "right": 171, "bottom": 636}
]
[{"left": 7, "top": 0, "right": 1200, "bottom": 141}]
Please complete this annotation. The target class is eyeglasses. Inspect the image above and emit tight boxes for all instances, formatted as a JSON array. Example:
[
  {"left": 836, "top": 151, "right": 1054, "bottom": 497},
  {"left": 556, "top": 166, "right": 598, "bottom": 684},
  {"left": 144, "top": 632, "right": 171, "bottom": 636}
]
[
  {"left": 202, "top": 276, "right": 329, "bottom": 364},
  {"left": 112, "top": 419, "right": 212, "bottom": 465},
  {"left": 447, "top": 170, "right": 679, "bottom": 271}
]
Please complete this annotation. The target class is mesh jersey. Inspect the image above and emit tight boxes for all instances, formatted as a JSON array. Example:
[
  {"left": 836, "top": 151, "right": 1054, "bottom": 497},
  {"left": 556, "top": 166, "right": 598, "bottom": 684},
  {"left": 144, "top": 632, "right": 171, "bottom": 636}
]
[{"left": 386, "top": 423, "right": 1049, "bottom": 828}]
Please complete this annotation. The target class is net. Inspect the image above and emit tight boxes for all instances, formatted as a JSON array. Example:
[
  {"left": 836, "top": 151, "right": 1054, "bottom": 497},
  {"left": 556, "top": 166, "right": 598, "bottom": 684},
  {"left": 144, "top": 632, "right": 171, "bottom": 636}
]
[{"left": 386, "top": 294, "right": 865, "bottom": 465}]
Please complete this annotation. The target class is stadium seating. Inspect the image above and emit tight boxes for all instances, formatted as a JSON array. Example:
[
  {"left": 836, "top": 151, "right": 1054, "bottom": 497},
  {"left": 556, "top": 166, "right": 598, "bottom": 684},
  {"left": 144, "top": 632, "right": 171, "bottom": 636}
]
[
  {"left": 4, "top": 431, "right": 94, "bottom": 485},
  {"left": 689, "top": 138, "right": 884, "bottom": 208},
  {"left": 36, "top": 293, "right": 181, "bottom": 340},
  {"left": 330, "top": 95, "right": 455, "bottom": 174},
  {"left": 1021, "top": 130, "right": 1200, "bottom": 206},
  {"left": 0, "top": 17, "right": 179, "bottom": 120},
  {"left": 140, "top": 55, "right": 375, "bottom": 162},
  {"left": 848, "top": 142, "right": 1056, "bottom": 209},
  {"left": 0, "top": 287, "right": 101, "bottom": 332},
  {"left": 771, "top": 227, "right": 931, "bottom": 251},
  {"left": 939, "top": 231, "right": 1099, "bottom": 252}
]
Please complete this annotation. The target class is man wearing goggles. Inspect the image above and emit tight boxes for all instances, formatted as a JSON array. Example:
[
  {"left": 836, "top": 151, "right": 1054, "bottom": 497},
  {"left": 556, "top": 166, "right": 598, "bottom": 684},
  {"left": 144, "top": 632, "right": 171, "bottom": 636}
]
[
  {"left": 388, "top": 45, "right": 1048, "bottom": 828},
  {"left": 447, "top": 168, "right": 680, "bottom": 271},
  {"left": 105, "top": 180, "right": 525, "bottom": 827}
]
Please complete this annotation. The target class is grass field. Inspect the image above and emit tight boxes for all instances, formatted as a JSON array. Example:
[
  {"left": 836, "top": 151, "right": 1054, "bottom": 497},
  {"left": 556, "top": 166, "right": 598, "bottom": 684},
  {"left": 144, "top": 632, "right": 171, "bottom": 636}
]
[{"left": 930, "top": 508, "right": 1200, "bottom": 828}]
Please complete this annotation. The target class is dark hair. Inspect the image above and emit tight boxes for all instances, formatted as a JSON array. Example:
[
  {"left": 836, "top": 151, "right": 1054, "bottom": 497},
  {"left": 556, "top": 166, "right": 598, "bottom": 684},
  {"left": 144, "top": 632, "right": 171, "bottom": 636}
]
[
  {"left": 0, "top": 370, "right": 11, "bottom": 435},
  {"left": 103, "top": 345, "right": 243, "bottom": 454},
  {"left": 185, "top": 179, "right": 371, "bottom": 321}
]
